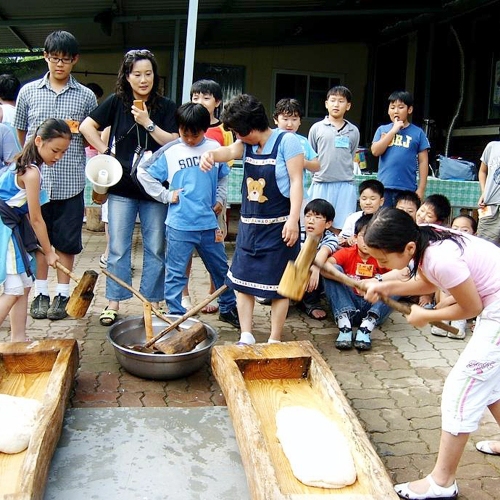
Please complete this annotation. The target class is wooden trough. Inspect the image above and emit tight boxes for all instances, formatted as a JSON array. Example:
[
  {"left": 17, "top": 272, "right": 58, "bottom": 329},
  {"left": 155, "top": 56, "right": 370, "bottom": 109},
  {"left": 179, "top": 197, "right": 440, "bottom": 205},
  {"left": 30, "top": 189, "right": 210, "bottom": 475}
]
[
  {"left": 0, "top": 339, "right": 79, "bottom": 500},
  {"left": 211, "top": 341, "right": 398, "bottom": 500}
]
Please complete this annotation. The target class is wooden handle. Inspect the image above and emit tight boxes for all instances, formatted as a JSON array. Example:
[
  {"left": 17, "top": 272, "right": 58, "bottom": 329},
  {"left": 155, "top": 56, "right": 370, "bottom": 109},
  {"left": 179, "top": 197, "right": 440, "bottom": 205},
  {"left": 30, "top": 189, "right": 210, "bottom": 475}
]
[
  {"left": 321, "top": 263, "right": 459, "bottom": 335},
  {"left": 102, "top": 269, "right": 175, "bottom": 326},
  {"left": 37, "top": 245, "right": 80, "bottom": 283},
  {"left": 326, "top": 267, "right": 411, "bottom": 315},
  {"left": 295, "top": 235, "right": 319, "bottom": 274},
  {"left": 144, "top": 285, "right": 228, "bottom": 348},
  {"left": 143, "top": 302, "right": 153, "bottom": 341}
]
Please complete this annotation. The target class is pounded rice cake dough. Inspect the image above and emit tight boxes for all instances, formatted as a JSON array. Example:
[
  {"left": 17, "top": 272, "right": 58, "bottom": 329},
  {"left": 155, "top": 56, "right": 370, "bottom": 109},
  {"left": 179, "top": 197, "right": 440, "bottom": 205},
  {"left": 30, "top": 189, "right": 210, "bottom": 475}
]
[
  {"left": 0, "top": 393, "right": 42, "bottom": 454},
  {"left": 276, "top": 406, "right": 357, "bottom": 489}
]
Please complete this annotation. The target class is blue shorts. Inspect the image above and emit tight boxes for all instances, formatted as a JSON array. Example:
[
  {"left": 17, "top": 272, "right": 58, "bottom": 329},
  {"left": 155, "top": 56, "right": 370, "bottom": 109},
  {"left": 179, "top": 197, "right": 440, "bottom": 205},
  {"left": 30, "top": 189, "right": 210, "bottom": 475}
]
[{"left": 307, "top": 181, "right": 357, "bottom": 230}]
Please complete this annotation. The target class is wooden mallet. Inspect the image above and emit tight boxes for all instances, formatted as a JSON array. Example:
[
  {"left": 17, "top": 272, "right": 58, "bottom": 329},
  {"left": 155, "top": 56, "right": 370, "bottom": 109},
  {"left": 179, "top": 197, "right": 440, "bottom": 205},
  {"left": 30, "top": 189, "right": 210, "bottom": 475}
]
[
  {"left": 37, "top": 246, "right": 97, "bottom": 318},
  {"left": 277, "top": 236, "right": 459, "bottom": 335},
  {"left": 277, "top": 235, "right": 319, "bottom": 301}
]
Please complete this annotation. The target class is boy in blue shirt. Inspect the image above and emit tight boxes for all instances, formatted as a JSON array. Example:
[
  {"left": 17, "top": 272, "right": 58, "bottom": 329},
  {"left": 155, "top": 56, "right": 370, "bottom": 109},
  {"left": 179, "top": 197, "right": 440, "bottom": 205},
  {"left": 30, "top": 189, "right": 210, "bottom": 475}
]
[
  {"left": 137, "top": 102, "right": 239, "bottom": 327},
  {"left": 273, "top": 98, "right": 319, "bottom": 195},
  {"left": 371, "top": 90, "right": 430, "bottom": 207}
]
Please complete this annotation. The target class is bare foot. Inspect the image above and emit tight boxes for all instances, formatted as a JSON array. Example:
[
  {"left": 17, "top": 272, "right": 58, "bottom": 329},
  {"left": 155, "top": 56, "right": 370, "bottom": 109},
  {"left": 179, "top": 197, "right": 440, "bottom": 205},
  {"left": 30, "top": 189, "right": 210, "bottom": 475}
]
[
  {"left": 201, "top": 300, "right": 219, "bottom": 314},
  {"left": 310, "top": 308, "right": 327, "bottom": 320},
  {"left": 489, "top": 441, "right": 500, "bottom": 453}
]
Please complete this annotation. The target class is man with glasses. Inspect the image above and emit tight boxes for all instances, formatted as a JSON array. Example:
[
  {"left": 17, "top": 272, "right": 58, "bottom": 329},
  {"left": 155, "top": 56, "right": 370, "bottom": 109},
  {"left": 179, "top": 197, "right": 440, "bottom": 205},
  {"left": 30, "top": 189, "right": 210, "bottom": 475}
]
[{"left": 14, "top": 30, "right": 97, "bottom": 320}]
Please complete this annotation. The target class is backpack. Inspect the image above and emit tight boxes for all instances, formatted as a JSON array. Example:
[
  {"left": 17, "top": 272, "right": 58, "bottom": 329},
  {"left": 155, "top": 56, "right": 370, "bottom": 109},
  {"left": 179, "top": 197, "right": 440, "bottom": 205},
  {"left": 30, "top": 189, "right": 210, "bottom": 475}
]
[{"left": 437, "top": 155, "right": 477, "bottom": 181}]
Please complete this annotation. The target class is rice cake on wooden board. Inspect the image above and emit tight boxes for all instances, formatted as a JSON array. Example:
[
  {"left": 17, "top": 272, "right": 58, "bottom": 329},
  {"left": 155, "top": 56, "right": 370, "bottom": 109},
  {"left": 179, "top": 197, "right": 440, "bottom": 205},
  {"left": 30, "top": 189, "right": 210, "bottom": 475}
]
[
  {"left": 0, "top": 339, "right": 79, "bottom": 500},
  {"left": 211, "top": 340, "right": 398, "bottom": 499},
  {"left": 275, "top": 406, "right": 357, "bottom": 489}
]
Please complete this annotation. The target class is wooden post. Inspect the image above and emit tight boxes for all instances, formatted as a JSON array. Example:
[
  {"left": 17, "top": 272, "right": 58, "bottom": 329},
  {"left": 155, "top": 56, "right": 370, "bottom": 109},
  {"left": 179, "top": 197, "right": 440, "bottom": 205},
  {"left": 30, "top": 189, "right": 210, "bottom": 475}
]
[{"left": 85, "top": 206, "right": 104, "bottom": 232}]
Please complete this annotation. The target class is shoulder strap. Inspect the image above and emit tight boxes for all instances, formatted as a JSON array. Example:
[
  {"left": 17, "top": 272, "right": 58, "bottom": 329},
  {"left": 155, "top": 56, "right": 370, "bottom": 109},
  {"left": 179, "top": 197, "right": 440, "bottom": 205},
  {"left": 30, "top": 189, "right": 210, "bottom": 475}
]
[
  {"left": 107, "top": 94, "right": 136, "bottom": 150},
  {"left": 107, "top": 94, "right": 119, "bottom": 150}
]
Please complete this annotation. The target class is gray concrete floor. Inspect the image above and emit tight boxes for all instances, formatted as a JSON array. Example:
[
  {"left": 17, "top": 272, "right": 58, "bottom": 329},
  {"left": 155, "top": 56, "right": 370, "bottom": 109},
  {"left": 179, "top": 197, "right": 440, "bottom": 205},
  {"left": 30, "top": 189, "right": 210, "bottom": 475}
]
[{"left": 45, "top": 407, "right": 249, "bottom": 500}]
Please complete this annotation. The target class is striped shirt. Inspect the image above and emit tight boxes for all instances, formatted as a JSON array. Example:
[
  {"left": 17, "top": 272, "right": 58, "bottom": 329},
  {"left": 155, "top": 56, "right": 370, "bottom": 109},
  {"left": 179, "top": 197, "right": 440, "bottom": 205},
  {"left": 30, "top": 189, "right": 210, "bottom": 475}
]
[
  {"left": 318, "top": 230, "right": 339, "bottom": 254},
  {"left": 301, "top": 227, "right": 339, "bottom": 254},
  {"left": 14, "top": 73, "right": 97, "bottom": 200}
]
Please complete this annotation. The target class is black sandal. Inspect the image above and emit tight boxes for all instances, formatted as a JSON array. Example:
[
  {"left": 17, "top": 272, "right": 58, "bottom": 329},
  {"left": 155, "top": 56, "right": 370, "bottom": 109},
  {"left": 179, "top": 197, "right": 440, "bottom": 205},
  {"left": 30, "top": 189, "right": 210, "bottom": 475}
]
[{"left": 298, "top": 302, "right": 327, "bottom": 320}]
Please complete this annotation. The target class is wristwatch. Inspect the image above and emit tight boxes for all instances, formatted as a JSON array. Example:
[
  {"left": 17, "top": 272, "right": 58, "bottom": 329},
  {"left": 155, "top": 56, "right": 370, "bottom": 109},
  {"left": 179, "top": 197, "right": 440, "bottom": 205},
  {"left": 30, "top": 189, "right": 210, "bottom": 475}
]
[{"left": 146, "top": 122, "right": 156, "bottom": 133}]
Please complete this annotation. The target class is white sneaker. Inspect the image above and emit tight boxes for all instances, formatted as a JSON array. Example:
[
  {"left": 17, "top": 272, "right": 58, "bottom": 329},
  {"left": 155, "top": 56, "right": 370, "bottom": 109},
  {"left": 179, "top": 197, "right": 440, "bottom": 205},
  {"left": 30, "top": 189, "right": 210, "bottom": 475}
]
[
  {"left": 430, "top": 321, "right": 449, "bottom": 337},
  {"left": 448, "top": 319, "right": 466, "bottom": 340},
  {"left": 181, "top": 295, "right": 192, "bottom": 310},
  {"left": 394, "top": 474, "right": 458, "bottom": 500}
]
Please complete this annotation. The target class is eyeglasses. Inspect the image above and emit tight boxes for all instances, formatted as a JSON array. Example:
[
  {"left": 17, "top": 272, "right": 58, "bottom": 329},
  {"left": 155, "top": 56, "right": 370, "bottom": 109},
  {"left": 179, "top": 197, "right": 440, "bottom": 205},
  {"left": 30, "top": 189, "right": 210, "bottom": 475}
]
[
  {"left": 47, "top": 56, "right": 74, "bottom": 65},
  {"left": 304, "top": 214, "right": 326, "bottom": 221},
  {"left": 125, "top": 49, "right": 154, "bottom": 58}
]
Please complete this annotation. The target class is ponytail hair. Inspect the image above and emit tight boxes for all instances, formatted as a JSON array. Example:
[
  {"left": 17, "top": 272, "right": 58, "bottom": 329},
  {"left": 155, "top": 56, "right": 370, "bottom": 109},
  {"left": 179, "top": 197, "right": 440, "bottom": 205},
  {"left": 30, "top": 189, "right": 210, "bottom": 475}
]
[
  {"left": 364, "top": 208, "right": 464, "bottom": 278},
  {"left": 14, "top": 118, "right": 71, "bottom": 175}
]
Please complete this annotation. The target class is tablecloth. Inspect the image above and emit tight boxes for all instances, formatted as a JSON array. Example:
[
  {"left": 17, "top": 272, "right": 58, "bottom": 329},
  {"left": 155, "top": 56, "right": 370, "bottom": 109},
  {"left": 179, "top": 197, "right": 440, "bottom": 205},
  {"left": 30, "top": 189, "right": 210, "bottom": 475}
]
[{"left": 227, "top": 169, "right": 481, "bottom": 209}]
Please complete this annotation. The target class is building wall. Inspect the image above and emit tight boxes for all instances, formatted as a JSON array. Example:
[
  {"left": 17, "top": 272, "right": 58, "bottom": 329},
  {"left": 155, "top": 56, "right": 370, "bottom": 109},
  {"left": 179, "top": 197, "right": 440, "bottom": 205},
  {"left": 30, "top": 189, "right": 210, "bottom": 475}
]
[
  {"left": 74, "top": 52, "right": 127, "bottom": 100},
  {"left": 195, "top": 43, "right": 368, "bottom": 127},
  {"left": 76, "top": 42, "right": 369, "bottom": 135}
]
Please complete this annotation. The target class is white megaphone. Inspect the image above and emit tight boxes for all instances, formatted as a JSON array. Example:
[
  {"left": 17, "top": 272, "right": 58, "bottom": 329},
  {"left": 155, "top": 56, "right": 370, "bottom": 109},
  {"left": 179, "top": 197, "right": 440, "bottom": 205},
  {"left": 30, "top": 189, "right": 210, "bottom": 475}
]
[{"left": 85, "top": 155, "right": 122, "bottom": 204}]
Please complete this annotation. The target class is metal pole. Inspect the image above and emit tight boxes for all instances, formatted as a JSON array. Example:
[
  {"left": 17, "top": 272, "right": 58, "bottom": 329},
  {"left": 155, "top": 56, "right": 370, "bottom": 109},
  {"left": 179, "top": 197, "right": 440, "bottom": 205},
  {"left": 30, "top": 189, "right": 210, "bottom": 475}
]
[
  {"left": 170, "top": 19, "right": 180, "bottom": 101},
  {"left": 182, "top": 0, "right": 199, "bottom": 103}
]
